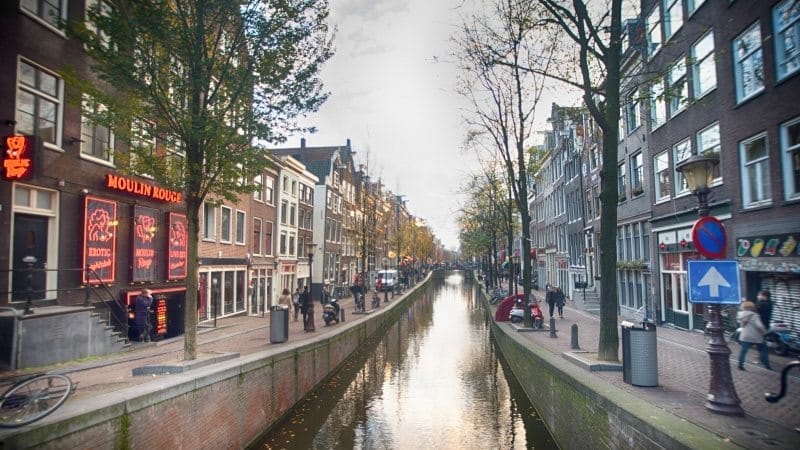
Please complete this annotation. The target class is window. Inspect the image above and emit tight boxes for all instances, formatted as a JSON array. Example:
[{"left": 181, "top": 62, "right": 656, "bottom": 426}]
[
  {"left": 740, "top": 133, "right": 771, "bottom": 208},
  {"left": 626, "top": 91, "right": 641, "bottom": 134},
  {"left": 673, "top": 139, "right": 692, "bottom": 195},
  {"left": 691, "top": 31, "right": 716, "bottom": 98},
  {"left": 252, "top": 218, "right": 263, "bottom": 255},
  {"left": 264, "top": 221, "right": 274, "bottom": 256},
  {"left": 781, "top": 117, "right": 800, "bottom": 200},
  {"left": 774, "top": 0, "right": 800, "bottom": 80},
  {"left": 21, "top": 0, "right": 65, "bottom": 30},
  {"left": 85, "top": 0, "right": 112, "bottom": 48},
  {"left": 203, "top": 203, "right": 216, "bottom": 240},
  {"left": 646, "top": 6, "right": 662, "bottom": 56},
  {"left": 664, "top": 0, "right": 684, "bottom": 41},
  {"left": 630, "top": 153, "right": 644, "bottom": 195},
  {"left": 282, "top": 176, "right": 289, "bottom": 193},
  {"left": 253, "top": 174, "right": 263, "bottom": 201},
  {"left": 16, "top": 60, "right": 62, "bottom": 146},
  {"left": 261, "top": 176, "right": 272, "bottom": 204},
  {"left": 289, "top": 203, "right": 296, "bottom": 226},
  {"left": 80, "top": 95, "right": 114, "bottom": 163},
  {"left": 280, "top": 200, "right": 288, "bottom": 224},
  {"left": 668, "top": 59, "right": 688, "bottom": 117},
  {"left": 687, "top": 0, "right": 707, "bottom": 16},
  {"left": 618, "top": 162, "right": 627, "bottom": 201},
  {"left": 650, "top": 80, "right": 666, "bottom": 129},
  {"left": 654, "top": 151, "right": 671, "bottom": 201},
  {"left": 235, "top": 210, "right": 246, "bottom": 244},
  {"left": 220, "top": 207, "right": 232, "bottom": 242},
  {"left": 734, "top": 23, "right": 765, "bottom": 103},
  {"left": 279, "top": 232, "right": 287, "bottom": 255},
  {"left": 697, "top": 123, "right": 722, "bottom": 183}
]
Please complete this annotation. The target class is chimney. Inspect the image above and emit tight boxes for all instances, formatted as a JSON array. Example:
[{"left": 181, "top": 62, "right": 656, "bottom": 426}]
[
  {"left": 346, "top": 138, "right": 351, "bottom": 150},
  {"left": 300, "top": 138, "right": 306, "bottom": 148}
]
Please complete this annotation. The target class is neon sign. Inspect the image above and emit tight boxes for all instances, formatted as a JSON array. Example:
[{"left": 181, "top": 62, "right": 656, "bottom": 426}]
[
  {"left": 106, "top": 174, "right": 183, "bottom": 203},
  {"left": 2, "top": 135, "right": 35, "bottom": 181},
  {"left": 83, "top": 196, "right": 118, "bottom": 284},
  {"left": 132, "top": 205, "right": 158, "bottom": 282},
  {"left": 168, "top": 212, "right": 188, "bottom": 279},
  {"left": 154, "top": 297, "right": 167, "bottom": 335}
]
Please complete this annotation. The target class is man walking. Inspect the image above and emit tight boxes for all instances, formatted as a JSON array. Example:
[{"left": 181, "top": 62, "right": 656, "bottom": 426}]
[{"left": 134, "top": 289, "right": 153, "bottom": 342}]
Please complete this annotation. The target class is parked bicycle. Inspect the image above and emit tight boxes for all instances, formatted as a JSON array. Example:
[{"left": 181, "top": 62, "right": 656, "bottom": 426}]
[{"left": 0, "top": 373, "right": 75, "bottom": 427}]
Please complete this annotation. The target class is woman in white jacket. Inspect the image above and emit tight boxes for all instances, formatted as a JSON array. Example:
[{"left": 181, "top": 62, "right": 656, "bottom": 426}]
[{"left": 736, "top": 300, "right": 772, "bottom": 371}]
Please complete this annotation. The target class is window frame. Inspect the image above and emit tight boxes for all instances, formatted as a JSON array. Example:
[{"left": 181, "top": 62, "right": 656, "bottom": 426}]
[
  {"left": 697, "top": 122, "right": 722, "bottom": 185},
  {"left": 773, "top": 0, "right": 800, "bottom": 81},
  {"left": 739, "top": 132, "right": 772, "bottom": 208},
  {"left": 780, "top": 116, "right": 800, "bottom": 201},
  {"left": 16, "top": 59, "right": 63, "bottom": 149},
  {"left": 20, "top": 0, "right": 67, "bottom": 33},
  {"left": 733, "top": 22, "right": 765, "bottom": 103},
  {"left": 252, "top": 217, "right": 263, "bottom": 255},
  {"left": 235, "top": 209, "right": 246, "bottom": 245},
  {"left": 691, "top": 31, "right": 717, "bottom": 99},
  {"left": 203, "top": 203, "right": 217, "bottom": 241},
  {"left": 668, "top": 58, "right": 688, "bottom": 117},
  {"left": 220, "top": 206, "right": 232, "bottom": 243},
  {"left": 654, "top": 151, "right": 672, "bottom": 202},
  {"left": 672, "top": 138, "right": 693, "bottom": 196},
  {"left": 663, "top": 0, "right": 684, "bottom": 42},
  {"left": 646, "top": 5, "right": 663, "bottom": 57},
  {"left": 80, "top": 95, "right": 115, "bottom": 165}
]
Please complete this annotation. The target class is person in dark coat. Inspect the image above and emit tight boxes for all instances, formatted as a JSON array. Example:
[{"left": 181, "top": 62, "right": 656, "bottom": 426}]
[
  {"left": 554, "top": 287, "right": 566, "bottom": 318},
  {"left": 545, "top": 284, "right": 555, "bottom": 319},
  {"left": 134, "top": 289, "right": 153, "bottom": 342},
  {"left": 299, "top": 286, "right": 315, "bottom": 332},
  {"left": 756, "top": 290, "right": 773, "bottom": 329}
]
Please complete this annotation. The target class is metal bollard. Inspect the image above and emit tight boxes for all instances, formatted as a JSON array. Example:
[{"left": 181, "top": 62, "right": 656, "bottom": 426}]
[
  {"left": 549, "top": 317, "right": 557, "bottom": 338},
  {"left": 340, "top": 308, "right": 345, "bottom": 322},
  {"left": 571, "top": 324, "right": 580, "bottom": 350}
]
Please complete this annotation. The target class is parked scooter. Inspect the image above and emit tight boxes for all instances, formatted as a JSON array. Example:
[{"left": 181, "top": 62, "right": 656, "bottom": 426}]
[
  {"left": 322, "top": 298, "right": 340, "bottom": 326},
  {"left": 509, "top": 298, "right": 544, "bottom": 329}
]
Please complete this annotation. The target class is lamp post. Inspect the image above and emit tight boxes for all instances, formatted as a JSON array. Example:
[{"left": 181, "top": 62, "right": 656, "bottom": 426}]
[
  {"left": 211, "top": 276, "right": 219, "bottom": 328},
  {"left": 305, "top": 242, "right": 316, "bottom": 331},
  {"left": 383, "top": 240, "right": 389, "bottom": 303},
  {"left": 511, "top": 254, "right": 519, "bottom": 295},
  {"left": 676, "top": 154, "right": 743, "bottom": 416}
]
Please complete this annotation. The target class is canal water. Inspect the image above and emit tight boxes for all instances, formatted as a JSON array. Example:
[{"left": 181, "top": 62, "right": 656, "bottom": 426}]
[{"left": 253, "top": 272, "right": 557, "bottom": 449}]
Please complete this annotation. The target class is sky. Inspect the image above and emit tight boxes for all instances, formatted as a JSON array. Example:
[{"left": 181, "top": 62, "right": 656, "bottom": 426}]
[{"left": 284, "top": 0, "right": 573, "bottom": 250}]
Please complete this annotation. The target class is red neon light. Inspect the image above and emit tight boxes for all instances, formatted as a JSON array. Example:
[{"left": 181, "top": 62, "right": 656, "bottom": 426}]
[
  {"left": 132, "top": 205, "right": 158, "bottom": 282},
  {"left": 168, "top": 212, "right": 188, "bottom": 279},
  {"left": 3, "top": 135, "right": 35, "bottom": 181},
  {"left": 106, "top": 173, "right": 183, "bottom": 203},
  {"left": 154, "top": 298, "right": 167, "bottom": 335},
  {"left": 82, "top": 196, "right": 118, "bottom": 284}
]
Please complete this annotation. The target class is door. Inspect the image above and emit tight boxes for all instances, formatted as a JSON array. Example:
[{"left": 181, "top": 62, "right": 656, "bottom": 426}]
[{"left": 12, "top": 214, "right": 48, "bottom": 301}]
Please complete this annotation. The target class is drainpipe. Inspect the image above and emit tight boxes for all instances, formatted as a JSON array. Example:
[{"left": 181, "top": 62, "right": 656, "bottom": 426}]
[{"left": 0, "top": 307, "right": 22, "bottom": 370}]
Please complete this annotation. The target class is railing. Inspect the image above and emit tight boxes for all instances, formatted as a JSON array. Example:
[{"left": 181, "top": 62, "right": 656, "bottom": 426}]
[{"left": 0, "top": 267, "right": 129, "bottom": 344}]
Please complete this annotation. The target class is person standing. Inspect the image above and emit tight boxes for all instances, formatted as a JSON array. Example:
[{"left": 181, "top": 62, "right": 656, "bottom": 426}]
[
  {"left": 756, "top": 290, "right": 773, "bottom": 330},
  {"left": 737, "top": 299, "right": 772, "bottom": 371},
  {"left": 134, "top": 289, "right": 153, "bottom": 342},
  {"left": 278, "top": 288, "right": 292, "bottom": 309},
  {"left": 554, "top": 287, "right": 566, "bottom": 318},
  {"left": 545, "top": 285, "right": 555, "bottom": 319},
  {"left": 292, "top": 287, "right": 302, "bottom": 321},
  {"left": 299, "top": 286, "right": 315, "bottom": 332}
]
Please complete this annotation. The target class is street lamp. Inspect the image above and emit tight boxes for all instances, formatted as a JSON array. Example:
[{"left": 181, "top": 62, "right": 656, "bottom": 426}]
[
  {"left": 511, "top": 254, "right": 519, "bottom": 295},
  {"left": 675, "top": 154, "right": 743, "bottom": 416},
  {"left": 305, "top": 242, "right": 317, "bottom": 332}
]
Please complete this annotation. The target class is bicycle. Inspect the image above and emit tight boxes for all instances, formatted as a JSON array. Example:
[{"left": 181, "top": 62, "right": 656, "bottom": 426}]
[{"left": 0, "top": 373, "right": 75, "bottom": 428}]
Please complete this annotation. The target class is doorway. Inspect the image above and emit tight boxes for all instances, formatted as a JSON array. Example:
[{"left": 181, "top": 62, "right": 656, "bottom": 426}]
[{"left": 12, "top": 214, "right": 48, "bottom": 301}]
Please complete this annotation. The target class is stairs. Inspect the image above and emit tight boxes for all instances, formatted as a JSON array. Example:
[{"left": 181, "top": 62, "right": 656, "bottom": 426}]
[
  {"left": 91, "top": 311, "right": 131, "bottom": 353},
  {"left": 575, "top": 287, "right": 601, "bottom": 315}
]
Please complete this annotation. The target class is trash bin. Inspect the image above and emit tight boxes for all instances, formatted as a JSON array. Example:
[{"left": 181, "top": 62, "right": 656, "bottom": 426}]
[
  {"left": 621, "top": 321, "right": 658, "bottom": 387},
  {"left": 270, "top": 306, "right": 289, "bottom": 343}
]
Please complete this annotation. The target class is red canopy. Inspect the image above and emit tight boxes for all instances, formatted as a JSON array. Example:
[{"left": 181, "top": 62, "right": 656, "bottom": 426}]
[{"left": 494, "top": 294, "right": 525, "bottom": 321}]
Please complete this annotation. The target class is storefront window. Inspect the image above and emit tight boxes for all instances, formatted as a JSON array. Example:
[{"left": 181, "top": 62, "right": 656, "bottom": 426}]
[{"left": 224, "top": 271, "right": 234, "bottom": 314}]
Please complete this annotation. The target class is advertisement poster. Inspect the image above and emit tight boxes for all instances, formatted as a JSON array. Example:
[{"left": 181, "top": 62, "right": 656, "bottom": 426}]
[
  {"left": 168, "top": 212, "right": 188, "bottom": 279},
  {"left": 132, "top": 205, "right": 158, "bottom": 282},
  {"left": 82, "top": 196, "right": 117, "bottom": 283}
]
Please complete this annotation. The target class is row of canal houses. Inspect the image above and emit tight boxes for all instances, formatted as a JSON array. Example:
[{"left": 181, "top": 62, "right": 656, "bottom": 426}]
[
  {"left": 0, "top": 1, "right": 438, "bottom": 368},
  {"left": 528, "top": 0, "right": 800, "bottom": 334}
]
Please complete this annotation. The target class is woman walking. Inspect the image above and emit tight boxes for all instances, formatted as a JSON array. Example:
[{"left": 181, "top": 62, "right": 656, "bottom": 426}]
[{"left": 736, "top": 299, "right": 772, "bottom": 371}]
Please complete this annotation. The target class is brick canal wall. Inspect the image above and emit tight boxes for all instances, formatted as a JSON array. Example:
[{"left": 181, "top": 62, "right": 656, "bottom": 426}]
[{"left": 3, "top": 281, "right": 428, "bottom": 449}]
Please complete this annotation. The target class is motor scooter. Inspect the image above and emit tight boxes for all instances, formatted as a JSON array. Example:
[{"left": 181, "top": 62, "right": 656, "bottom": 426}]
[
  {"left": 509, "top": 298, "right": 544, "bottom": 329},
  {"left": 322, "top": 298, "right": 340, "bottom": 326},
  {"left": 764, "top": 322, "right": 800, "bottom": 356}
]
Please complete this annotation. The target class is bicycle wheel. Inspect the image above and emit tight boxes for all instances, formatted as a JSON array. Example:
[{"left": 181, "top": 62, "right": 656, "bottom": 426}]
[{"left": 0, "top": 374, "right": 72, "bottom": 427}]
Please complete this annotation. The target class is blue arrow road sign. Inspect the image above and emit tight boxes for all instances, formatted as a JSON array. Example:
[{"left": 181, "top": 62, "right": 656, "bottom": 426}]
[{"left": 687, "top": 260, "right": 741, "bottom": 304}]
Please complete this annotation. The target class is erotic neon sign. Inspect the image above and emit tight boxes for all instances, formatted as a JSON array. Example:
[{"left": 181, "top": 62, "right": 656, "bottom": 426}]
[{"left": 3, "top": 135, "right": 34, "bottom": 181}]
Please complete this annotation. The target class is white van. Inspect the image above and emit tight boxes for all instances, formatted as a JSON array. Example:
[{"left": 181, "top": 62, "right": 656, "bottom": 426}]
[{"left": 376, "top": 269, "right": 399, "bottom": 292}]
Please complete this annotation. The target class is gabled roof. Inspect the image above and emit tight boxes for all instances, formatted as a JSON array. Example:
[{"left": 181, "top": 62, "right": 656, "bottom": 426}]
[{"left": 270, "top": 138, "right": 353, "bottom": 185}]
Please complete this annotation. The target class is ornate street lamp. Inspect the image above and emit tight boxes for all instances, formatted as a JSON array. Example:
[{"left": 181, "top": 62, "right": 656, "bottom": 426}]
[
  {"left": 675, "top": 154, "right": 743, "bottom": 416},
  {"left": 305, "top": 242, "right": 317, "bottom": 332}
]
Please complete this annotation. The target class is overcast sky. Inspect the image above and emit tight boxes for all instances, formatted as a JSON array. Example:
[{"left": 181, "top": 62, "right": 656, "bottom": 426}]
[{"left": 285, "top": 0, "right": 574, "bottom": 250}]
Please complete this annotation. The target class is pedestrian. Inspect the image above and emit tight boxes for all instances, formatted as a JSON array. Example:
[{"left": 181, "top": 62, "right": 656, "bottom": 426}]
[
  {"left": 736, "top": 299, "right": 772, "bottom": 371},
  {"left": 555, "top": 287, "right": 566, "bottom": 318},
  {"left": 134, "top": 289, "right": 153, "bottom": 342},
  {"left": 545, "top": 284, "right": 555, "bottom": 319},
  {"left": 278, "top": 288, "right": 292, "bottom": 309},
  {"left": 292, "top": 287, "right": 302, "bottom": 321},
  {"left": 321, "top": 286, "right": 330, "bottom": 305},
  {"left": 756, "top": 290, "right": 773, "bottom": 330},
  {"left": 299, "top": 286, "right": 315, "bottom": 332}
]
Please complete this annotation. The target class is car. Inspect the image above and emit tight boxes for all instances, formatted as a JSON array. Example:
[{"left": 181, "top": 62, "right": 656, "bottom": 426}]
[{"left": 376, "top": 269, "right": 399, "bottom": 292}]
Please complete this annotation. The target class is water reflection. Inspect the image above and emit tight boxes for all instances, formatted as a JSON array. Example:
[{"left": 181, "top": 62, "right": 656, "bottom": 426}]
[{"left": 255, "top": 272, "right": 557, "bottom": 449}]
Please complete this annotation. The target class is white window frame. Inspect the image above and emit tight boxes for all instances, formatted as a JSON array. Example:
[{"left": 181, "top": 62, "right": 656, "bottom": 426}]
[
  {"left": 630, "top": 152, "right": 644, "bottom": 195},
  {"left": 626, "top": 90, "right": 641, "bottom": 134},
  {"left": 697, "top": 122, "right": 722, "bottom": 185},
  {"left": 733, "top": 23, "right": 765, "bottom": 103},
  {"left": 673, "top": 138, "right": 692, "bottom": 196},
  {"left": 220, "top": 206, "right": 232, "bottom": 243},
  {"left": 16, "top": 59, "right": 63, "bottom": 149},
  {"left": 663, "top": 0, "right": 684, "bottom": 42},
  {"left": 646, "top": 6, "right": 663, "bottom": 57},
  {"left": 773, "top": 0, "right": 800, "bottom": 81},
  {"left": 20, "top": 0, "right": 67, "bottom": 33},
  {"left": 253, "top": 174, "right": 264, "bottom": 202},
  {"left": 203, "top": 203, "right": 217, "bottom": 241},
  {"left": 687, "top": 0, "right": 707, "bottom": 17},
  {"left": 650, "top": 80, "right": 666, "bottom": 129},
  {"left": 781, "top": 116, "right": 800, "bottom": 201},
  {"left": 235, "top": 210, "right": 246, "bottom": 245},
  {"left": 265, "top": 176, "right": 275, "bottom": 205},
  {"left": 691, "top": 31, "right": 716, "bottom": 98},
  {"left": 740, "top": 133, "right": 772, "bottom": 208},
  {"left": 80, "top": 95, "right": 115, "bottom": 165},
  {"left": 668, "top": 58, "right": 688, "bottom": 117}
]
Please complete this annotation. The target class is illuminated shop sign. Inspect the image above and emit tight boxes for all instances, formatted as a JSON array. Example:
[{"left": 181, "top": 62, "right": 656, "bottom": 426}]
[
  {"left": 83, "top": 196, "right": 118, "bottom": 284},
  {"left": 154, "top": 297, "right": 167, "bottom": 336},
  {"left": 132, "top": 205, "right": 158, "bottom": 282},
  {"left": 737, "top": 234, "right": 799, "bottom": 258},
  {"left": 106, "top": 174, "right": 183, "bottom": 203},
  {"left": 2, "top": 135, "right": 36, "bottom": 181},
  {"left": 168, "top": 212, "right": 188, "bottom": 279}
]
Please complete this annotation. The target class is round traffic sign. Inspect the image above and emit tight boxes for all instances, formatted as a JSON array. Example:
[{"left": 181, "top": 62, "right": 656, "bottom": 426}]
[{"left": 692, "top": 216, "right": 727, "bottom": 259}]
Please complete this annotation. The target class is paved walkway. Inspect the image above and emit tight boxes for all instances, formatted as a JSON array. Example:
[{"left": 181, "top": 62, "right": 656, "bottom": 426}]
[{"left": 2, "top": 280, "right": 798, "bottom": 449}]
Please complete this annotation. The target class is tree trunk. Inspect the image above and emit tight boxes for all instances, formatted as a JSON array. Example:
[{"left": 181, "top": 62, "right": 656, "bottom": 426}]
[{"left": 183, "top": 197, "right": 200, "bottom": 360}]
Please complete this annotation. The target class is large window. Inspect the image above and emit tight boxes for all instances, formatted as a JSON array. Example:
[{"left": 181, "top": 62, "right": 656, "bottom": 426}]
[
  {"left": 673, "top": 139, "right": 692, "bottom": 195},
  {"left": 252, "top": 218, "right": 263, "bottom": 255},
  {"left": 646, "top": 6, "right": 662, "bottom": 56},
  {"left": 697, "top": 123, "right": 722, "bottom": 183},
  {"left": 691, "top": 31, "right": 716, "bottom": 98},
  {"left": 663, "top": 0, "right": 684, "bottom": 41},
  {"left": 734, "top": 23, "right": 765, "bottom": 103},
  {"left": 740, "top": 133, "right": 771, "bottom": 208},
  {"left": 220, "top": 206, "right": 232, "bottom": 243},
  {"left": 668, "top": 59, "right": 688, "bottom": 117},
  {"left": 21, "top": 0, "right": 65, "bottom": 29},
  {"left": 80, "top": 95, "right": 114, "bottom": 163},
  {"left": 774, "top": 0, "right": 800, "bottom": 80},
  {"left": 781, "top": 116, "right": 800, "bottom": 201},
  {"left": 235, "top": 210, "right": 246, "bottom": 244},
  {"left": 630, "top": 153, "right": 644, "bottom": 195},
  {"left": 264, "top": 221, "right": 273, "bottom": 256},
  {"left": 16, "top": 60, "right": 61, "bottom": 146},
  {"left": 618, "top": 162, "right": 627, "bottom": 201},
  {"left": 253, "top": 174, "right": 263, "bottom": 201},
  {"left": 687, "top": 0, "right": 707, "bottom": 16},
  {"left": 626, "top": 90, "right": 641, "bottom": 134},
  {"left": 654, "top": 151, "right": 671, "bottom": 202},
  {"left": 265, "top": 176, "right": 275, "bottom": 204},
  {"left": 203, "top": 203, "right": 216, "bottom": 240},
  {"left": 650, "top": 80, "right": 666, "bottom": 129}
]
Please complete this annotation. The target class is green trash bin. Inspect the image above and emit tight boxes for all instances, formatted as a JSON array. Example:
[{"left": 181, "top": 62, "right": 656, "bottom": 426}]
[{"left": 270, "top": 306, "right": 289, "bottom": 343}]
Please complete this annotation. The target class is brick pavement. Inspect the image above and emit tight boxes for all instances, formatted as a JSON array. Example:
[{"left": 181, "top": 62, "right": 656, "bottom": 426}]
[{"left": 513, "top": 287, "right": 800, "bottom": 449}]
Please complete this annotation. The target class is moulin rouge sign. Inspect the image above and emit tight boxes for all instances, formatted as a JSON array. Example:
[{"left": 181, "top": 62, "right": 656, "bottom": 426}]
[{"left": 106, "top": 174, "right": 182, "bottom": 203}]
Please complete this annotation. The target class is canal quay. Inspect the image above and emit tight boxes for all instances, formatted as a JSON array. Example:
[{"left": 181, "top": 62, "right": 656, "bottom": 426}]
[{"left": 1, "top": 270, "right": 798, "bottom": 449}]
